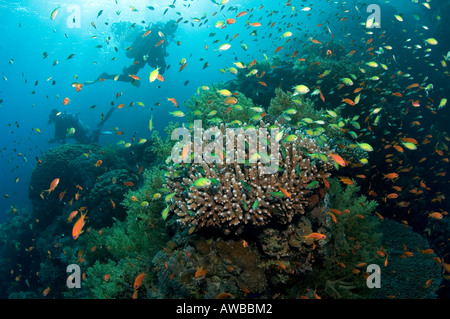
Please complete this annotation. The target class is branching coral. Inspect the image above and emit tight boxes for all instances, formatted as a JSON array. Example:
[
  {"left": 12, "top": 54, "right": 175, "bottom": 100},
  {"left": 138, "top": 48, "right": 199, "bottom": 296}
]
[{"left": 164, "top": 121, "right": 335, "bottom": 235}]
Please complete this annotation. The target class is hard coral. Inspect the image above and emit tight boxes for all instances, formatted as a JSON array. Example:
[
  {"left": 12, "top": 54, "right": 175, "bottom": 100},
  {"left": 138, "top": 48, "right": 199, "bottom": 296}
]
[{"left": 164, "top": 121, "right": 334, "bottom": 235}]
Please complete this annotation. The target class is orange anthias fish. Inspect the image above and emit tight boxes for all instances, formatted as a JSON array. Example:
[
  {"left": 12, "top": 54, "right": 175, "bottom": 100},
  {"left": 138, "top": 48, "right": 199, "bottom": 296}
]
[
  {"left": 330, "top": 153, "right": 346, "bottom": 167},
  {"left": 383, "top": 173, "right": 399, "bottom": 181},
  {"left": 304, "top": 232, "right": 326, "bottom": 240},
  {"left": 128, "top": 74, "right": 140, "bottom": 81},
  {"left": 43, "top": 287, "right": 51, "bottom": 296},
  {"left": 67, "top": 210, "right": 78, "bottom": 223},
  {"left": 279, "top": 187, "right": 291, "bottom": 198},
  {"left": 45, "top": 178, "right": 60, "bottom": 195},
  {"left": 428, "top": 212, "right": 443, "bottom": 220},
  {"left": 277, "top": 259, "right": 287, "bottom": 270},
  {"left": 167, "top": 97, "right": 178, "bottom": 107},
  {"left": 342, "top": 98, "right": 355, "bottom": 106},
  {"left": 72, "top": 212, "right": 86, "bottom": 240},
  {"left": 274, "top": 46, "right": 283, "bottom": 53},
  {"left": 133, "top": 272, "right": 146, "bottom": 289},
  {"left": 194, "top": 266, "right": 208, "bottom": 278},
  {"left": 58, "top": 190, "right": 67, "bottom": 201}
]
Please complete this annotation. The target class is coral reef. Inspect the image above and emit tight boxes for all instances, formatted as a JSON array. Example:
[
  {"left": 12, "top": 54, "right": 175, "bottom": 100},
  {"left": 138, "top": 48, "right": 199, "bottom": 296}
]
[
  {"left": 370, "top": 219, "right": 442, "bottom": 299},
  {"left": 185, "top": 89, "right": 256, "bottom": 128},
  {"left": 164, "top": 120, "right": 334, "bottom": 235},
  {"left": 79, "top": 166, "right": 170, "bottom": 298},
  {"left": 315, "top": 178, "right": 382, "bottom": 298},
  {"left": 28, "top": 143, "right": 101, "bottom": 229}
]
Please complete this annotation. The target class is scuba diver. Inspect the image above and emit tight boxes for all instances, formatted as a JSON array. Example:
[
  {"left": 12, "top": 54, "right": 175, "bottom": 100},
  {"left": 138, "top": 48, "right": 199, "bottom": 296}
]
[
  {"left": 85, "top": 20, "right": 178, "bottom": 87},
  {"left": 48, "top": 107, "right": 114, "bottom": 144}
]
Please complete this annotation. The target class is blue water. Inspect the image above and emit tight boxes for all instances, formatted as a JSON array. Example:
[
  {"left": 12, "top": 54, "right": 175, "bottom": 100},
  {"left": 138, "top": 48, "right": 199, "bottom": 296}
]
[{"left": 0, "top": 0, "right": 333, "bottom": 220}]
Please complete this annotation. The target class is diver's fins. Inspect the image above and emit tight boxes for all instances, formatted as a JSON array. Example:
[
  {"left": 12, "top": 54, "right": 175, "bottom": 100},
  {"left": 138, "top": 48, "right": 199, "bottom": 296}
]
[{"left": 84, "top": 72, "right": 113, "bottom": 85}]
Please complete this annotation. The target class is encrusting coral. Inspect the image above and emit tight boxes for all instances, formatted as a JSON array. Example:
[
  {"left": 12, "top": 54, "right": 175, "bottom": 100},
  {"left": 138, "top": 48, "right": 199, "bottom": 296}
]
[{"left": 164, "top": 120, "right": 335, "bottom": 235}]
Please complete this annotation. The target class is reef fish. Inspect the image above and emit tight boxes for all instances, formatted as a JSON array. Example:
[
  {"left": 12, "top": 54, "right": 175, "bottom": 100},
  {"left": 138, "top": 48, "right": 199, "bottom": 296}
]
[
  {"left": 45, "top": 178, "right": 60, "bottom": 195},
  {"left": 191, "top": 178, "right": 212, "bottom": 188},
  {"left": 72, "top": 212, "right": 86, "bottom": 240}
]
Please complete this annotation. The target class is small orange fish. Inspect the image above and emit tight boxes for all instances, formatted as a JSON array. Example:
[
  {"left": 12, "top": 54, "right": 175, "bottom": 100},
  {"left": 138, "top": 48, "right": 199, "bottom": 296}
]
[
  {"left": 67, "top": 210, "right": 78, "bottom": 223},
  {"left": 128, "top": 74, "right": 140, "bottom": 81},
  {"left": 406, "top": 83, "right": 420, "bottom": 90},
  {"left": 59, "top": 190, "right": 67, "bottom": 201},
  {"left": 328, "top": 212, "right": 337, "bottom": 224},
  {"left": 216, "top": 292, "right": 232, "bottom": 299},
  {"left": 43, "top": 287, "right": 51, "bottom": 296},
  {"left": 322, "top": 177, "right": 330, "bottom": 189},
  {"left": 236, "top": 11, "right": 248, "bottom": 18},
  {"left": 279, "top": 187, "right": 291, "bottom": 198},
  {"left": 133, "top": 272, "right": 146, "bottom": 289},
  {"left": 428, "top": 212, "right": 443, "bottom": 220},
  {"left": 329, "top": 208, "right": 342, "bottom": 215},
  {"left": 72, "top": 212, "right": 87, "bottom": 240},
  {"left": 274, "top": 46, "right": 283, "bottom": 53},
  {"left": 179, "top": 63, "right": 188, "bottom": 72},
  {"left": 223, "top": 96, "right": 238, "bottom": 105},
  {"left": 277, "top": 259, "right": 286, "bottom": 270},
  {"left": 181, "top": 144, "right": 190, "bottom": 161},
  {"left": 63, "top": 97, "right": 70, "bottom": 105},
  {"left": 393, "top": 145, "right": 404, "bottom": 153},
  {"left": 342, "top": 98, "right": 355, "bottom": 106},
  {"left": 304, "top": 232, "right": 326, "bottom": 240},
  {"left": 124, "top": 181, "right": 134, "bottom": 187},
  {"left": 339, "top": 177, "right": 354, "bottom": 185},
  {"left": 330, "top": 153, "right": 346, "bottom": 167},
  {"left": 385, "top": 193, "right": 398, "bottom": 199},
  {"left": 194, "top": 266, "right": 208, "bottom": 278},
  {"left": 167, "top": 97, "right": 178, "bottom": 107},
  {"left": 45, "top": 178, "right": 60, "bottom": 195},
  {"left": 383, "top": 173, "right": 399, "bottom": 181},
  {"left": 94, "top": 160, "right": 102, "bottom": 167},
  {"left": 155, "top": 39, "right": 164, "bottom": 47}
]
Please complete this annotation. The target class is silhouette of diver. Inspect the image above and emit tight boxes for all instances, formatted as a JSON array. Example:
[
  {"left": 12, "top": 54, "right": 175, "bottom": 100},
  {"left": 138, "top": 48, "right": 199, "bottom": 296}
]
[
  {"left": 86, "top": 20, "right": 178, "bottom": 87},
  {"left": 48, "top": 107, "right": 114, "bottom": 144}
]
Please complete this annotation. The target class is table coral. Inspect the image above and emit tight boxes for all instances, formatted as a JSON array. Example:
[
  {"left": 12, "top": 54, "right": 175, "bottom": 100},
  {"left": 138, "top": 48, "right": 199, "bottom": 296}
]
[{"left": 164, "top": 120, "right": 334, "bottom": 235}]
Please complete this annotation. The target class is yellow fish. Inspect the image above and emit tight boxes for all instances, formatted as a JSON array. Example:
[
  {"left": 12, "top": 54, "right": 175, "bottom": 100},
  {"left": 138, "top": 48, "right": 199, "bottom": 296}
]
[{"left": 149, "top": 67, "right": 160, "bottom": 83}]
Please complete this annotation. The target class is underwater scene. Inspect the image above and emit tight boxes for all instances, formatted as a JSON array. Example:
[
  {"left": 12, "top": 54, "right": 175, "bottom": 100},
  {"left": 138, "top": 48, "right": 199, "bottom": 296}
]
[{"left": 0, "top": 0, "right": 449, "bottom": 302}]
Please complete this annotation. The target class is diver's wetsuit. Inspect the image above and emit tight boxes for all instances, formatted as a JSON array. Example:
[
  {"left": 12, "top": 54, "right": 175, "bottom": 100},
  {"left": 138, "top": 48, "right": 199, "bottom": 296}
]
[
  {"left": 86, "top": 21, "right": 176, "bottom": 86},
  {"left": 49, "top": 107, "right": 114, "bottom": 144}
]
